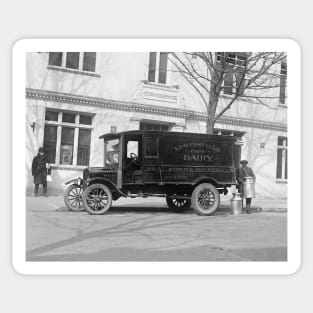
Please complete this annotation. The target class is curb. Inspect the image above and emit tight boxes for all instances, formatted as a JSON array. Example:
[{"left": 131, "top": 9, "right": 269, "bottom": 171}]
[
  {"left": 217, "top": 205, "right": 287, "bottom": 213},
  {"left": 259, "top": 208, "right": 287, "bottom": 213}
]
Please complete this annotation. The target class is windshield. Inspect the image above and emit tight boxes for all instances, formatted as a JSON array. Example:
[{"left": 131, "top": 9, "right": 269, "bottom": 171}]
[{"left": 104, "top": 138, "right": 120, "bottom": 167}]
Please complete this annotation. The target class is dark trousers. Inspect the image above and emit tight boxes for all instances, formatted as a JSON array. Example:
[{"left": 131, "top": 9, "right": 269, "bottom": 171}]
[
  {"left": 242, "top": 198, "right": 252, "bottom": 213},
  {"left": 34, "top": 183, "right": 47, "bottom": 195}
]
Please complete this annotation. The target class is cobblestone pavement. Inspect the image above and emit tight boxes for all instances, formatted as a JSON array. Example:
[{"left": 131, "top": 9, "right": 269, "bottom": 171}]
[{"left": 26, "top": 196, "right": 287, "bottom": 262}]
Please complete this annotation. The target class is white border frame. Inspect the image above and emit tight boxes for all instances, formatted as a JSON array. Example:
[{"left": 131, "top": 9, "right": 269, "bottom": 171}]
[{"left": 12, "top": 39, "right": 301, "bottom": 275}]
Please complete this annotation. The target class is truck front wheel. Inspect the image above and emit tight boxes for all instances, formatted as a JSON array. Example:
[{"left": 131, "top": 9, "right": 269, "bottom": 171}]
[
  {"left": 82, "top": 183, "right": 113, "bottom": 215},
  {"left": 191, "top": 183, "right": 220, "bottom": 216}
]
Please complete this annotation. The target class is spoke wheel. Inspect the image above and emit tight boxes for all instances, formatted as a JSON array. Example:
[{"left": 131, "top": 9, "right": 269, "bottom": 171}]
[
  {"left": 191, "top": 183, "right": 220, "bottom": 216},
  {"left": 166, "top": 197, "right": 191, "bottom": 212},
  {"left": 82, "top": 184, "right": 112, "bottom": 215},
  {"left": 64, "top": 184, "right": 84, "bottom": 211}
]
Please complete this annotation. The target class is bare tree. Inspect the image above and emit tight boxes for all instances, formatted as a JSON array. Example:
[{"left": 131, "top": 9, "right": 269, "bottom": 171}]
[{"left": 170, "top": 52, "right": 286, "bottom": 134}]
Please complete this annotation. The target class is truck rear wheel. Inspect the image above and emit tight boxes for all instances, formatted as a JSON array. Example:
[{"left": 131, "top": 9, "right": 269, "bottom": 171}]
[
  {"left": 191, "top": 183, "right": 220, "bottom": 216},
  {"left": 166, "top": 197, "right": 191, "bottom": 212},
  {"left": 82, "top": 183, "right": 113, "bottom": 215}
]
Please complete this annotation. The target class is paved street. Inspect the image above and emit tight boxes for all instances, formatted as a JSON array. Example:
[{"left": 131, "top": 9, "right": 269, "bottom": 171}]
[{"left": 26, "top": 196, "right": 287, "bottom": 262}]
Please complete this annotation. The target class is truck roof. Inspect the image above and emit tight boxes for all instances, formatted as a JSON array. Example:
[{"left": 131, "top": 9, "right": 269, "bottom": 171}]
[{"left": 99, "top": 130, "right": 236, "bottom": 142}]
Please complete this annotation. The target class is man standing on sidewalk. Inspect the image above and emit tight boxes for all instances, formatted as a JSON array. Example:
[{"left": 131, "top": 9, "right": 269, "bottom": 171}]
[
  {"left": 236, "top": 160, "right": 256, "bottom": 214},
  {"left": 32, "top": 147, "right": 49, "bottom": 196}
]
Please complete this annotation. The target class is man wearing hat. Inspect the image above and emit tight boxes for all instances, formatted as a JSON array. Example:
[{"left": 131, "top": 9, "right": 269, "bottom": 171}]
[
  {"left": 31, "top": 147, "right": 50, "bottom": 196},
  {"left": 236, "top": 160, "right": 256, "bottom": 214}
]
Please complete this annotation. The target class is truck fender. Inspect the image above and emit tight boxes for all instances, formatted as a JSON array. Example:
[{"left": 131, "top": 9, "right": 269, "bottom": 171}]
[
  {"left": 85, "top": 177, "right": 127, "bottom": 198},
  {"left": 192, "top": 176, "right": 219, "bottom": 187},
  {"left": 64, "top": 177, "right": 83, "bottom": 186}
]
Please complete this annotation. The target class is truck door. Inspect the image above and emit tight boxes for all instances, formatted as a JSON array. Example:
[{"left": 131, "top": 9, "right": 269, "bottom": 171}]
[{"left": 123, "top": 135, "right": 143, "bottom": 184}]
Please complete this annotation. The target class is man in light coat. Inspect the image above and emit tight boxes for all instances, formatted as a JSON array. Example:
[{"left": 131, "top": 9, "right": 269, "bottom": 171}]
[{"left": 236, "top": 160, "right": 256, "bottom": 214}]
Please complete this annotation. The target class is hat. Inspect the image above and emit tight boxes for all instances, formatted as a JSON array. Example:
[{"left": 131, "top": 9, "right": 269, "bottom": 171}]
[
  {"left": 38, "top": 147, "right": 44, "bottom": 153},
  {"left": 240, "top": 160, "right": 248, "bottom": 165}
]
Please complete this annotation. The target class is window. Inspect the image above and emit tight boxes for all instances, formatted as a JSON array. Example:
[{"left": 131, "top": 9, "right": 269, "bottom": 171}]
[
  {"left": 140, "top": 122, "right": 169, "bottom": 131},
  {"left": 224, "top": 70, "right": 234, "bottom": 95},
  {"left": 127, "top": 141, "right": 139, "bottom": 158},
  {"left": 48, "top": 52, "right": 97, "bottom": 73},
  {"left": 77, "top": 129, "right": 91, "bottom": 166},
  {"left": 216, "top": 52, "right": 247, "bottom": 96},
  {"left": 45, "top": 110, "right": 58, "bottom": 122},
  {"left": 83, "top": 52, "right": 96, "bottom": 72},
  {"left": 62, "top": 112, "right": 76, "bottom": 123},
  {"left": 43, "top": 110, "right": 93, "bottom": 166},
  {"left": 148, "top": 52, "right": 169, "bottom": 84},
  {"left": 60, "top": 127, "right": 75, "bottom": 165},
  {"left": 43, "top": 125, "right": 57, "bottom": 164},
  {"left": 226, "top": 53, "right": 236, "bottom": 65},
  {"left": 280, "top": 62, "right": 287, "bottom": 104},
  {"left": 158, "top": 52, "right": 168, "bottom": 84},
  {"left": 48, "top": 52, "right": 62, "bottom": 67},
  {"left": 235, "top": 55, "right": 247, "bottom": 96},
  {"left": 276, "top": 136, "right": 288, "bottom": 180},
  {"left": 104, "top": 139, "right": 120, "bottom": 166},
  {"left": 79, "top": 115, "right": 92, "bottom": 125},
  {"left": 148, "top": 52, "right": 157, "bottom": 82},
  {"left": 66, "top": 52, "right": 80, "bottom": 70}
]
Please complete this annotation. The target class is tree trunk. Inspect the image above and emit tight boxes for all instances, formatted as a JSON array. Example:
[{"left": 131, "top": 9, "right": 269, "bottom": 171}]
[
  {"left": 206, "top": 119, "right": 214, "bottom": 134},
  {"left": 205, "top": 55, "right": 223, "bottom": 134},
  {"left": 206, "top": 93, "right": 219, "bottom": 134}
]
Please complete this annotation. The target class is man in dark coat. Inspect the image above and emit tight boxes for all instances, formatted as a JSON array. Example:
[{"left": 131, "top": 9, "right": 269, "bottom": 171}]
[
  {"left": 236, "top": 160, "right": 256, "bottom": 214},
  {"left": 32, "top": 147, "right": 49, "bottom": 196}
]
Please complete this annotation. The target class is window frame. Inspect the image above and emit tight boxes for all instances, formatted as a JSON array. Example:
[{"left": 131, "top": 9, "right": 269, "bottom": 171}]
[
  {"left": 43, "top": 124, "right": 58, "bottom": 164},
  {"left": 59, "top": 126, "right": 75, "bottom": 165},
  {"left": 65, "top": 52, "right": 80, "bottom": 70},
  {"left": 148, "top": 52, "right": 169, "bottom": 85},
  {"left": 82, "top": 52, "right": 97, "bottom": 72},
  {"left": 279, "top": 62, "right": 287, "bottom": 105},
  {"left": 48, "top": 52, "right": 62, "bottom": 67},
  {"left": 276, "top": 136, "right": 288, "bottom": 181},
  {"left": 43, "top": 110, "right": 93, "bottom": 167},
  {"left": 47, "top": 52, "right": 98, "bottom": 76},
  {"left": 216, "top": 52, "right": 247, "bottom": 96}
]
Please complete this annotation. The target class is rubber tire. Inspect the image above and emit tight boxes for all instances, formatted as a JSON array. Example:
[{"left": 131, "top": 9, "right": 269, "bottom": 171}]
[
  {"left": 191, "top": 183, "right": 220, "bottom": 216},
  {"left": 166, "top": 197, "right": 191, "bottom": 212},
  {"left": 82, "top": 183, "right": 113, "bottom": 215},
  {"left": 64, "top": 184, "right": 84, "bottom": 211}
]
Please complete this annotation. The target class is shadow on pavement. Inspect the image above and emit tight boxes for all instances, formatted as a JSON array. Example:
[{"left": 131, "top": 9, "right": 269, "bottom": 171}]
[
  {"left": 55, "top": 204, "right": 231, "bottom": 216},
  {"left": 26, "top": 244, "right": 287, "bottom": 262}
]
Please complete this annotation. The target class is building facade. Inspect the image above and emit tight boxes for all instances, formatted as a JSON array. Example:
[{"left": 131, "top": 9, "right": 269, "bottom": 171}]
[{"left": 26, "top": 52, "right": 287, "bottom": 198}]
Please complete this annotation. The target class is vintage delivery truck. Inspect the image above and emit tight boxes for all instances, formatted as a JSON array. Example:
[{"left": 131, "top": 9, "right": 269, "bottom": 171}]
[{"left": 64, "top": 130, "right": 240, "bottom": 216}]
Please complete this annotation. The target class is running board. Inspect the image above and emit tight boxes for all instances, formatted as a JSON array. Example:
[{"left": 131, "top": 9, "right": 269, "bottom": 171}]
[{"left": 126, "top": 193, "right": 190, "bottom": 199}]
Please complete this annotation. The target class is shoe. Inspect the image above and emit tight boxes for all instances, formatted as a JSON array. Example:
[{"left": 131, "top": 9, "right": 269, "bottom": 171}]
[{"left": 246, "top": 210, "right": 251, "bottom": 214}]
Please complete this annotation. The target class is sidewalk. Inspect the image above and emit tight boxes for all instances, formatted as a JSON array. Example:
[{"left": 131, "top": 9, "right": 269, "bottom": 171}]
[
  {"left": 250, "top": 198, "right": 287, "bottom": 212},
  {"left": 26, "top": 194, "right": 287, "bottom": 213},
  {"left": 219, "top": 194, "right": 287, "bottom": 213}
]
